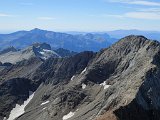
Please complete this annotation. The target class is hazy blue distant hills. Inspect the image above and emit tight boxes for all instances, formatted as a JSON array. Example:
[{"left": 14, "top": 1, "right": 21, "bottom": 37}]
[
  {"left": 1, "top": 29, "right": 159, "bottom": 52},
  {"left": 67, "top": 29, "right": 160, "bottom": 43},
  {"left": 0, "top": 28, "right": 115, "bottom": 52},
  {"left": 107, "top": 29, "right": 160, "bottom": 40}
]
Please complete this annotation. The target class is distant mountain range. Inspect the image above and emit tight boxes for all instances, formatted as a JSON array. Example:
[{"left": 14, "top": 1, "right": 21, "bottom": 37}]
[
  {"left": 68, "top": 29, "right": 160, "bottom": 41},
  {"left": 106, "top": 29, "right": 160, "bottom": 40},
  {"left": 1, "top": 29, "right": 160, "bottom": 53},
  {"left": 0, "top": 28, "right": 115, "bottom": 52}
]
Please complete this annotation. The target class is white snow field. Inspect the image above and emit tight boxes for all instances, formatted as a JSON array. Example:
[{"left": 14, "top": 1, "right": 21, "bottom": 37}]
[
  {"left": 82, "top": 83, "right": 86, "bottom": 89},
  {"left": 41, "top": 100, "right": 50, "bottom": 105},
  {"left": 42, "top": 107, "right": 47, "bottom": 110},
  {"left": 3, "top": 117, "right": 6, "bottom": 120},
  {"left": 7, "top": 91, "right": 35, "bottom": 120},
  {"left": 100, "top": 81, "right": 111, "bottom": 89},
  {"left": 81, "top": 68, "right": 87, "bottom": 74},
  {"left": 63, "top": 112, "right": 75, "bottom": 120},
  {"left": 71, "top": 75, "right": 75, "bottom": 81}
]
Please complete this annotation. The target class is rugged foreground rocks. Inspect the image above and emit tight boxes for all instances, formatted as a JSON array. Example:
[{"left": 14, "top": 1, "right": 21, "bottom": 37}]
[{"left": 1, "top": 35, "right": 160, "bottom": 120}]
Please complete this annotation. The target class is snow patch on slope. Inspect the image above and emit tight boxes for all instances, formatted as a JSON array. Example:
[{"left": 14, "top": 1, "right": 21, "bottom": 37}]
[
  {"left": 39, "top": 51, "right": 45, "bottom": 55},
  {"left": 42, "top": 107, "right": 47, "bottom": 110},
  {"left": 63, "top": 112, "right": 75, "bottom": 120},
  {"left": 39, "top": 49, "right": 60, "bottom": 60},
  {"left": 82, "top": 83, "right": 86, "bottom": 89},
  {"left": 7, "top": 91, "right": 35, "bottom": 120},
  {"left": 81, "top": 68, "right": 87, "bottom": 74},
  {"left": 41, "top": 49, "right": 59, "bottom": 56},
  {"left": 71, "top": 75, "right": 75, "bottom": 81},
  {"left": 43, "top": 49, "right": 53, "bottom": 52},
  {"left": 3, "top": 117, "right": 6, "bottom": 120},
  {"left": 100, "top": 81, "right": 111, "bottom": 89},
  {"left": 41, "top": 101, "right": 50, "bottom": 105}
]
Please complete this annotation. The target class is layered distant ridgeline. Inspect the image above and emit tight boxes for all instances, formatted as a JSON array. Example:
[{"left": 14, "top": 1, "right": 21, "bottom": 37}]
[
  {"left": 0, "top": 28, "right": 116, "bottom": 52},
  {"left": 107, "top": 29, "right": 160, "bottom": 40},
  {"left": 1, "top": 29, "right": 160, "bottom": 53},
  {"left": 1, "top": 35, "right": 160, "bottom": 120}
]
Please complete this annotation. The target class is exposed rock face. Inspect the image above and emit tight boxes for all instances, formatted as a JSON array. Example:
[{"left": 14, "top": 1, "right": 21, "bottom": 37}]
[
  {"left": 1, "top": 35, "right": 160, "bottom": 120},
  {"left": 32, "top": 43, "right": 52, "bottom": 50},
  {"left": 0, "top": 57, "right": 43, "bottom": 119},
  {"left": 94, "top": 35, "right": 160, "bottom": 120},
  {"left": 54, "top": 48, "right": 77, "bottom": 57},
  {"left": 0, "top": 51, "right": 95, "bottom": 120},
  {"left": 31, "top": 51, "right": 95, "bottom": 84},
  {"left": 0, "top": 78, "right": 33, "bottom": 118}
]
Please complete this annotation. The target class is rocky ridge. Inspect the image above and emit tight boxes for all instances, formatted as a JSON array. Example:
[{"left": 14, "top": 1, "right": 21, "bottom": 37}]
[
  {"left": 0, "top": 43, "right": 60, "bottom": 64},
  {"left": 1, "top": 35, "right": 160, "bottom": 120}
]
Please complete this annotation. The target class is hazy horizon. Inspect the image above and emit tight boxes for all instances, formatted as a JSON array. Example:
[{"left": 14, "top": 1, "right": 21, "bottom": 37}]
[{"left": 0, "top": 28, "right": 160, "bottom": 34}]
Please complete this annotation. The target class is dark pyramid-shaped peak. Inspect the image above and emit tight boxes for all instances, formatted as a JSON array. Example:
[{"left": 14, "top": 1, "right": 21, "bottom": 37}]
[
  {"left": 31, "top": 28, "right": 43, "bottom": 31},
  {"left": 32, "top": 43, "right": 51, "bottom": 50},
  {"left": 0, "top": 46, "right": 17, "bottom": 55},
  {"left": 30, "top": 28, "right": 48, "bottom": 34},
  {"left": 107, "top": 35, "right": 153, "bottom": 54},
  {"left": 118, "top": 35, "right": 148, "bottom": 44}
]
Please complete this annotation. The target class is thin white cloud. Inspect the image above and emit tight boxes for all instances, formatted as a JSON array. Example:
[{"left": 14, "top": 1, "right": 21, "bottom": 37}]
[
  {"left": 19, "top": 2, "right": 33, "bottom": 6},
  {"left": 108, "top": 0, "right": 160, "bottom": 6},
  {"left": 139, "top": 8, "right": 160, "bottom": 12},
  {"left": 102, "top": 14, "right": 124, "bottom": 18},
  {"left": 124, "top": 12, "right": 160, "bottom": 19},
  {"left": 90, "top": 14, "right": 124, "bottom": 18},
  {"left": 104, "top": 11, "right": 160, "bottom": 20},
  {"left": 38, "top": 17, "right": 55, "bottom": 20},
  {"left": 0, "top": 13, "right": 14, "bottom": 17}
]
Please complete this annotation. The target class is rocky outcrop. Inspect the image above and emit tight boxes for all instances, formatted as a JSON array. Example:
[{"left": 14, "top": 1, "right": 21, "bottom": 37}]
[
  {"left": 94, "top": 35, "right": 160, "bottom": 120},
  {"left": 0, "top": 57, "right": 43, "bottom": 119},
  {"left": 30, "top": 51, "right": 95, "bottom": 84},
  {"left": 54, "top": 48, "right": 77, "bottom": 57},
  {"left": 0, "top": 78, "right": 34, "bottom": 119},
  {"left": 0, "top": 51, "right": 95, "bottom": 120}
]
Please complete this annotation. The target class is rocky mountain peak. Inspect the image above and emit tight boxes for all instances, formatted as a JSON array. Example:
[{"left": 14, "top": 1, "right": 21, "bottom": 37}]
[
  {"left": 99, "top": 35, "right": 156, "bottom": 58},
  {"left": 118, "top": 35, "right": 150, "bottom": 47},
  {"left": 1, "top": 36, "right": 160, "bottom": 120},
  {"left": 30, "top": 28, "right": 46, "bottom": 33},
  {"left": 0, "top": 46, "right": 17, "bottom": 55},
  {"left": 0, "top": 43, "right": 60, "bottom": 64},
  {"left": 116, "top": 35, "right": 149, "bottom": 46}
]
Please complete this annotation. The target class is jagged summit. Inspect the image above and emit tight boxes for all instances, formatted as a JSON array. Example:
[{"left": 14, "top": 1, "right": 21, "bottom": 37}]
[
  {"left": 29, "top": 28, "right": 50, "bottom": 33},
  {"left": 31, "top": 42, "right": 52, "bottom": 50},
  {"left": 0, "top": 43, "right": 60, "bottom": 64},
  {"left": 31, "top": 28, "right": 42, "bottom": 31},
  {"left": 113, "top": 35, "right": 149, "bottom": 46},
  {"left": 100, "top": 35, "right": 159, "bottom": 56},
  {"left": 0, "top": 46, "right": 17, "bottom": 55}
]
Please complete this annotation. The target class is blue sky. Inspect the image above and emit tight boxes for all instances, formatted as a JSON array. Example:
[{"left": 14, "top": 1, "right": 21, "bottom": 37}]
[{"left": 0, "top": 0, "right": 160, "bottom": 32}]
